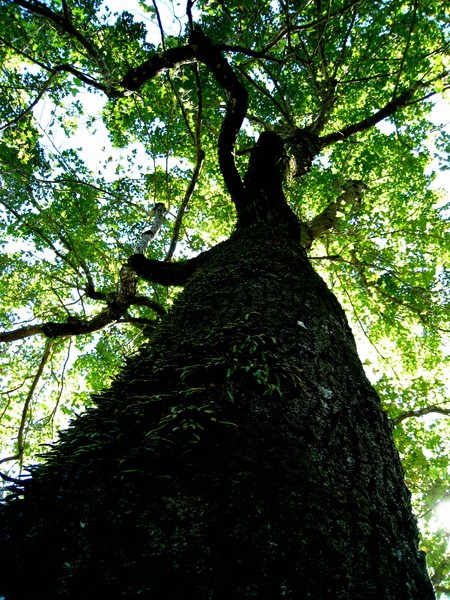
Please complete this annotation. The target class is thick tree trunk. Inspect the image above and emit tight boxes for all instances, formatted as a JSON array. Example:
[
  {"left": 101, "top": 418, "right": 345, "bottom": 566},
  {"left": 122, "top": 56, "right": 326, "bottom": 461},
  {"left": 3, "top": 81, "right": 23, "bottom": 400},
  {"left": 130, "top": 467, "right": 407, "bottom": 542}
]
[{"left": 0, "top": 217, "right": 434, "bottom": 599}]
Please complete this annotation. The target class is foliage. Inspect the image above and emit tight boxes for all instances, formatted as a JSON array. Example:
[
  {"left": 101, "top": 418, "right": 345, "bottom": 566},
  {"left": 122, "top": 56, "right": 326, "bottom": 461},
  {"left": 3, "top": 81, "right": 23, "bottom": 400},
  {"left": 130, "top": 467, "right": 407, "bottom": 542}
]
[{"left": 0, "top": 0, "right": 450, "bottom": 592}]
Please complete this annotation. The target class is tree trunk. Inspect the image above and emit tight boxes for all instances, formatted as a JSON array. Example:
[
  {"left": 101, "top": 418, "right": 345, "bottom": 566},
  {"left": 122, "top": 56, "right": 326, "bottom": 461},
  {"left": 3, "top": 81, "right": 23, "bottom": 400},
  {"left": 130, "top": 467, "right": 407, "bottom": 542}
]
[{"left": 0, "top": 133, "right": 435, "bottom": 598}]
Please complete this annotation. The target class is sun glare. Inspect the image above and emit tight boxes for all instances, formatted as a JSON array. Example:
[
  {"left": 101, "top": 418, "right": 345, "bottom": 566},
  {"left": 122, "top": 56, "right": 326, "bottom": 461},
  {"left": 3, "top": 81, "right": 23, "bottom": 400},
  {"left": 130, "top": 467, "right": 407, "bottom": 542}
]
[{"left": 436, "top": 500, "right": 450, "bottom": 530}]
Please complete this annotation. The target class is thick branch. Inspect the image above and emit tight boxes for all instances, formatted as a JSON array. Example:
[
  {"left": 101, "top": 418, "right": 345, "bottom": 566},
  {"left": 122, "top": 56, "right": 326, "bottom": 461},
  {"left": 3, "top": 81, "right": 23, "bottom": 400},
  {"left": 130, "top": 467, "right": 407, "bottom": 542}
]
[
  {"left": 0, "top": 325, "right": 46, "bottom": 343},
  {"left": 85, "top": 284, "right": 165, "bottom": 316},
  {"left": 127, "top": 253, "right": 203, "bottom": 287},
  {"left": 241, "top": 131, "right": 291, "bottom": 229},
  {"left": 120, "top": 46, "right": 197, "bottom": 92},
  {"left": 87, "top": 281, "right": 161, "bottom": 305},
  {"left": 299, "top": 180, "right": 367, "bottom": 249},
  {"left": 135, "top": 203, "right": 166, "bottom": 254},
  {"left": 13, "top": 0, "right": 114, "bottom": 91},
  {"left": 12, "top": 0, "right": 66, "bottom": 30},
  {"left": 392, "top": 405, "right": 450, "bottom": 425},
  {"left": 319, "top": 82, "right": 422, "bottom": 147},
  {"left": 131, "top": 297, "right": 166, "bottom": 316},
  {"left": 0, "top": 265, "right": 164, "bottom": 343},
  {"left": 41, "top": 264, "right": 138, "bottom": 338},
  {"left": 284, "top": 129, "right": 322, "bottom": 177},
  {"left": 0, "top": 199, "right": 171, "bottom": 343},
  {"left": 189, "top": 27, "right": 248, "bottom": 205}
]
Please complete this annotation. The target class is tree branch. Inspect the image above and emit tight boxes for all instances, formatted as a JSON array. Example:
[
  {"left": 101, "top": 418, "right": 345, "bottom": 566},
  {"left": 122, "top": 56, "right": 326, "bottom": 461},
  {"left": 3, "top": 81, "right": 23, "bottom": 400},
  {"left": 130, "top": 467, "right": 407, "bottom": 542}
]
[
  {"left": 17, "top": 339, "right": 53, "bottom": 463},
  {"left": 131, "top": 297, "right": 166, "bottom": 316},
  {"left": 189, "top": 27, "right": 248, "bottom": 205},
  {"left": 0, "top": 339, "right": 54, "bottom": 467},
  {"left": 0, "top": 205, "right": 169, "bottom": 343},
  {"left": 135, "top": 203, "right": 166, "bottom": 254},
  {"left": 0, "top": 197, "right": 80, "bottom": 274},
  {"left": 0, "top": 266, "right": 138, "bottom": 342},
  {"left": 283, "top": 128, "right": 322, "bottom": 177},
  {"left": 165, "top": 64, "right": 204, "bottom": 262},
  {"left": 434, "top": 585, "right": 450, "bottom": 595},
  {"left": 391, "top": 1, "right": 417, "bottom": 99},
  {"left": 12, "top": 0, "right": 115, "bottom": 92},
  {"left": 299, "top": 180, "right": 367, "bottom": 248},
  {"left": 0, "top": 325, "right": 46, "bottom": 343},
  {"left": 392, "top": 405, "right": 450, "bottom": 426},
  {"left": 239, "top": 67, "right": 292, "bottom": 126},
  {"left": 0, "top": 70, "right": 59, "bottom": 131},
  {"left": 40, "top": 201, "right": 172, "bottom": 337},
  {"left": 42, "top": 263, "right": 138, "bottom": 338},
  {"left": 0, "top": 33, "right": 51, "bottom": 71},
  {"left": 54, "top": 64, "right": 109, "bottom": 93},
  {"left": 120, "top": 29, "right": 248, "bottom": 206},
  {"left": 319, "top": 81, "right": 423, "bottom": 147},
  {"left": 217, "top": 44, "right": 284, "bottom": 64},
  {"left": 165, "top": 150, "right": 205, "bottom": 262},
  {"left": 309, "top": 78, "right": 338, "bottom": 136},
  {"left": 261, "top": 0, "right": 363, "bottom": 54},
  {"left": 120, "top": 45, "right": 197, "bottom": 92},
  {"left": 127, "top": 253, "right": 203, "bottom": 287}
]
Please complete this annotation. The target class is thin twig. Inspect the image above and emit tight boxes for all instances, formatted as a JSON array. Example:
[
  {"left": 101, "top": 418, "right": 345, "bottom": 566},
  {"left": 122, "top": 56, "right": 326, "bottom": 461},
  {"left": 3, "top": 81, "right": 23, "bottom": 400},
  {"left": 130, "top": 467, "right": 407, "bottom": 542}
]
[
  {"left": 0, "top": 339, "right": 54, "bottom": 469},
  {"left": 166, "top": 63, "right": 204, "bottom": 261},
  {"left": 152, "top": 0, "right": 166, "bottom": 51},
  {"left": 0, "top": 34, "right": 51, "bottom": 71},
  {"left": 391, "top": 0, "right": 417, "bottom": 99},
  {"left": 0, "top": 70, "right": 59, "bottom": 131},
  {"left": 13, "top": 0, "right": 114, "bottom": 91},
  {"left": 165, "top": 151, "right": 205, "bottom": 261}
]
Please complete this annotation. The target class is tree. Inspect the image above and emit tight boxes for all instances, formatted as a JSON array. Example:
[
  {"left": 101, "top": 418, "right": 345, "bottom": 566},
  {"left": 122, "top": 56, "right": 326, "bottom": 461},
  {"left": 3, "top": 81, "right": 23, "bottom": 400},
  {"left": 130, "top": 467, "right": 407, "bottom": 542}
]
[{"left": 0, "top": 0, "right": 449, "bottom": 596}]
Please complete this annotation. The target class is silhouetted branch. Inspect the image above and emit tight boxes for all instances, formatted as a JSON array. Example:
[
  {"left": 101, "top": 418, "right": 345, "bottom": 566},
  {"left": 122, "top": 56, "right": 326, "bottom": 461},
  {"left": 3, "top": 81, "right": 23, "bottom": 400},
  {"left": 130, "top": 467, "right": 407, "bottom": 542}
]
[
  {"left": 121, "top": 46, "right": 197, "bottom": 92},
  {"left": 0, "top": 70, "right": 59, "bottom": 131},
  {"left": 0, "top": 205, "right": 169, "bottom": 343},
  {"left": 0, "top": 340, "right": 54, "bottom": 467},
  {"left": 128, "top": 253, "right": 203, "bottom": 286},
  {"left": 319, "top": 82, "right": 423, "bottom": 147},
  {"left": 13, "top": 0, "right": 115, "bottom": 91},
  {"left": 217, "top": 44, "right": 284, "bottom": 64},
  {"left": 189, "top": 27, "right": 248, "bottom": 204}
]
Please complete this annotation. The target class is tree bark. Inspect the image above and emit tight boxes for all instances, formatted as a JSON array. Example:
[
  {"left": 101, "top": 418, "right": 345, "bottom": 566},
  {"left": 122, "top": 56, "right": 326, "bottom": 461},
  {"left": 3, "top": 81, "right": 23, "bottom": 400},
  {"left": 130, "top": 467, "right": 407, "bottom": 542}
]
[{"left": 0, "top": 131, "right": 434, "bottom": 599}]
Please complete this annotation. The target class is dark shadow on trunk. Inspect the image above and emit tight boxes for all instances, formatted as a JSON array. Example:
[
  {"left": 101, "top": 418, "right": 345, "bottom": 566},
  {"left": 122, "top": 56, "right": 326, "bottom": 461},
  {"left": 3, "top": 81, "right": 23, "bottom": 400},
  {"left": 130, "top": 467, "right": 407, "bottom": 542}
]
[{"left": 0, "top": 217, "right": 434, "bottom": 599}]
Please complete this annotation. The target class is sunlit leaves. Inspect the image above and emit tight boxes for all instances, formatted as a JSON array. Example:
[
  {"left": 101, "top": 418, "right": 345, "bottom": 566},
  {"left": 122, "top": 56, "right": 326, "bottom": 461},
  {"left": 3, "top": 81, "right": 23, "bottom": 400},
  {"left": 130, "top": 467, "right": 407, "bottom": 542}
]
[{"left": 0, "top": 0, "right": 450, "bottom": 587}]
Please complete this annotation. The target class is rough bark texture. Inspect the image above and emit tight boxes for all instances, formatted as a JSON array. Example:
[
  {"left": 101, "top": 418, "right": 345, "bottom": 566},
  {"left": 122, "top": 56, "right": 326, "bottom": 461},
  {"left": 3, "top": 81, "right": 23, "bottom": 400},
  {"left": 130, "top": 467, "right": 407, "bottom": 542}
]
[{"left": 0, "top": 217, "right": 434, "bottom": 599}]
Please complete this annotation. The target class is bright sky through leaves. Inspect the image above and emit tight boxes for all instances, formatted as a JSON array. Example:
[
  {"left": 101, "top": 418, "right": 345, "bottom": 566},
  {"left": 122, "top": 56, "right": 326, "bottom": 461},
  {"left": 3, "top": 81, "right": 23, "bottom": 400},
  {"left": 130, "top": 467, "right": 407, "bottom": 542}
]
[{"left": 1, "top": 0, "right": 450, "bottom": 591}]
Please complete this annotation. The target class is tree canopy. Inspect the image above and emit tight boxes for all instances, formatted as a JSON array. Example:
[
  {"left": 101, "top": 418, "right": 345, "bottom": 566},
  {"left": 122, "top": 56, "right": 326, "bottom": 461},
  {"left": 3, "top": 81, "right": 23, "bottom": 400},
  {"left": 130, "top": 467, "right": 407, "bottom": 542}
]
[{"left": 0, "top": 0, "right": 450, "bottom": 592}]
